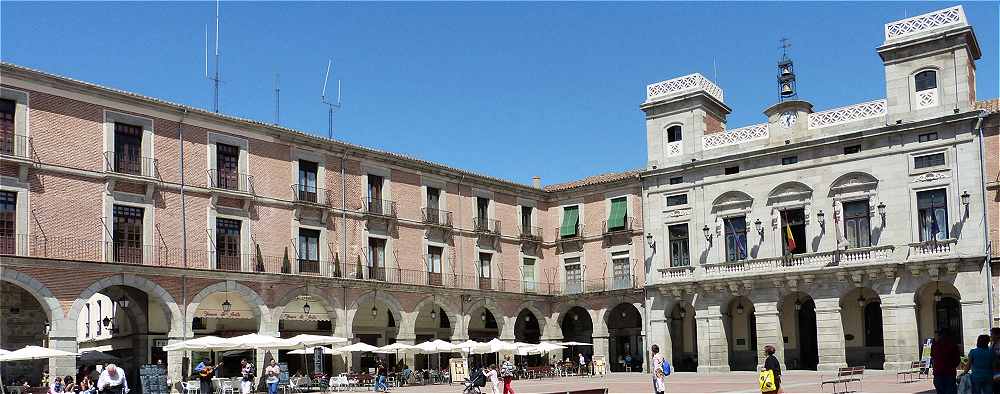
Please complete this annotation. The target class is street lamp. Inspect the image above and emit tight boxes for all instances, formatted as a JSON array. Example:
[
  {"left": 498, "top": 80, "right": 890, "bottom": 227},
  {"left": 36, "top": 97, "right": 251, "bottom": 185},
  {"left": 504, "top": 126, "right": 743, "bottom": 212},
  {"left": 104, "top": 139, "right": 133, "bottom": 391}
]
[
  {"left": 430, "top": 308, "right": 437, "bottom": 320},
  {"left": 646, "top": 233, "right": 655, "bottom": 249},
  {"left": 754, "top": 219, "right": 763, "bottom": 236},
  {"left": 702, "top": 225, "right": 712, "bottom": 242},
  {"left": 961, "top": 190, "right": 971, "bottom": 208},
  {"left": 877, "top": 202, "right": 886, "bottom": 219},
  {"left": 303, "top": 302, "right": 311, "bottom": 315},
  {"left": 221, "top": 299, "right": 232, "bottom": 313},
  {"left": 856, "top": 295, "right": 865, "bottom": 308},
  {"left": 736, "top": 303, "right": 744, "bottom": 315},
  {"left": 817, "top": 210, "right": 825, "bottom": 230},
  {"left": 116, "top": 296, "right": 130, "bottom": 310}
]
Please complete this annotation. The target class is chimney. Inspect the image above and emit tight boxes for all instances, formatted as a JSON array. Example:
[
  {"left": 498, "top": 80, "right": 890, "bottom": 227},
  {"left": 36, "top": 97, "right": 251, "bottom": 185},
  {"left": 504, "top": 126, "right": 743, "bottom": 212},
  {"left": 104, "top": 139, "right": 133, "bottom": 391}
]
[{"left": 532, "top": 176, "right": 541, "bottom": 188}]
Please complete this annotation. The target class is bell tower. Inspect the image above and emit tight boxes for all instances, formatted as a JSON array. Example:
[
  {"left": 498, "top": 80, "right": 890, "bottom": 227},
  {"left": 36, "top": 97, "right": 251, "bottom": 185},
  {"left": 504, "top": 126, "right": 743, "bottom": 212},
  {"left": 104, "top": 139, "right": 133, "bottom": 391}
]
[{"left": 777, "top": 38, "right": 797, "bottom": 101}]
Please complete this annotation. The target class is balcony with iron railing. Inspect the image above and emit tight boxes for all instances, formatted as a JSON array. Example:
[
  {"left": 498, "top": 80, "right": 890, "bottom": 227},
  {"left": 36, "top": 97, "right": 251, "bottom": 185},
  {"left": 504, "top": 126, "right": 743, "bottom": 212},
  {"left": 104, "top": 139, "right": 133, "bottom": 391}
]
[
  {"left": 104, "top": 151, "right": 160, "bottom": 179},
  {"left": 473, "top": 217, "right": 501, "bottom": 235},
  {"left": 207, "top": 169, "right": 255, "bottom": 195},
  {"left": 422, "top": 208, "right": 453, "bottom": 228},
  {"left": 290, "top": 184, "right": 331, "bottom": 206},
  {"left": 555, "top": 224, "right": 583, "bottom": 240},
  {"left": 363, "top": 198, "right": 397, "bottom": 218},
  {"left": 0, "top": 134, "right": 35, "bottom": 162},
  {"left": 519, "top": 224, "right": 542, "bottom": 242},
  {"left": 602, "top": 216, "right": 634, "bottom": 235}
]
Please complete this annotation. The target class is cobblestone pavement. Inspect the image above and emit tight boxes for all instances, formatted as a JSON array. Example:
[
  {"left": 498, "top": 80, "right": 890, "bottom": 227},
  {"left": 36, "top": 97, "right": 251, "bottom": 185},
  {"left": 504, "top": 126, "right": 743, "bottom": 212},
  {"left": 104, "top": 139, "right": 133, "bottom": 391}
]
[{"left": 389, "top": 370, "right": 935, "bottom": 393}]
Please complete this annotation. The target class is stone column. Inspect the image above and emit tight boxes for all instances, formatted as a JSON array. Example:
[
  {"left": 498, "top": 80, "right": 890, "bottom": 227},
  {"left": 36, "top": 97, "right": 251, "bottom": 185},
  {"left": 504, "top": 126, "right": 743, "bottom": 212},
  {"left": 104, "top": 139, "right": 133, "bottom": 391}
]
[
  {"left": 592, "top": 335, "right": 610, "bottom": 374},
  {"left": 648, "top": 318, "right": 672, "bottom": 366},
  {"left": 166, "top": 337, "right": 188, "bottom": 393},
  {"left": 753, "top": 302, "right": 785, "bottom": 371},
  {"left": 396, "top": 336, "right": 416, "bottom": 372},
  {"left": 258, "top": 323, "right": 280, "bottom": 386},
  {"left": 499, "top": 316, "right": 515, "bottom": 342},
  {"left": 695, "top": 305, "right": 729, "bottom": 373},
  {"left": 47, "top": 319, "right": 78, "bottom": 382},
  {"left": 814, "top": 298, "right": 847, "bottom": 372},
  {"left": 881, "top": 294, "right": 919, "bottom": 370}
]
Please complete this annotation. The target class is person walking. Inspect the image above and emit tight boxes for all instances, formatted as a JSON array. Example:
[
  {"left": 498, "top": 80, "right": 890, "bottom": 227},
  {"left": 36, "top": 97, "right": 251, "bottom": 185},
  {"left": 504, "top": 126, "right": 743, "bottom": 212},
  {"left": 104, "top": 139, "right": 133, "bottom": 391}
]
[
  {"left": 761, "top": 346, "right": 781, "bottom": 394},
  {"left": 500, "top": 355, "right": 515, "bottom": 394},
  {"left": 931, "top": 330, "right": 960, "bottom": 394},
  {"left": 239, "top": 359, "right": 255, "bottom": 394},
  {"left": 484, "top": 365, "right": 500, "bottom": 394},
  {"left": 264, "top": 359, "right": 280, "bottom": 394},
  {"left": 374, "top": 360, "right": 389, "bottom": 393},
  {"left": 650, "top": 345, "right": 665, "bottom": 394},
  {"left": 577, "top": 353, "right": 586, "bottom": 376},
  {"left": 990, "top": 328, "right": 1000, "bottom": 394},
  {"left": 961, "top": 334, "right": 995, "bottom": 394}
]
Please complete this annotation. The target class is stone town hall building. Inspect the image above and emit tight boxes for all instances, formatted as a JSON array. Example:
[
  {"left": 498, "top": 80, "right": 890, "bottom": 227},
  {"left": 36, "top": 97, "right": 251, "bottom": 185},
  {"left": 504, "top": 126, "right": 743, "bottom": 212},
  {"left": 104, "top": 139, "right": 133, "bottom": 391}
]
[{"left": 0, "top": 4, "right": 997, "bottom": 388}]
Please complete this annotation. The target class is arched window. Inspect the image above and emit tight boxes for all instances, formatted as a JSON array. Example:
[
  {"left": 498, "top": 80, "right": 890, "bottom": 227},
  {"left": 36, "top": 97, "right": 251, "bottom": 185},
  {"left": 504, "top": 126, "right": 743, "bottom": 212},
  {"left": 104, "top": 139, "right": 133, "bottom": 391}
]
[
  {"left": 915, "top": 70, "right": 937, "bottom": 92},
  {"left": 667, "top": 125, "right": 682, "bottom": 143}
]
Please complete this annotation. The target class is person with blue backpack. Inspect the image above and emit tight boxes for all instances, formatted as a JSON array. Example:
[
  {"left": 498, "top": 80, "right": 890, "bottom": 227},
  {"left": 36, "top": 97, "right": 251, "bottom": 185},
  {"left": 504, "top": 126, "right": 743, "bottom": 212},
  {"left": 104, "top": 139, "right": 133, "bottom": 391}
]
[{"left": 650, "top": 345, "right": 670, "bottom": 393}]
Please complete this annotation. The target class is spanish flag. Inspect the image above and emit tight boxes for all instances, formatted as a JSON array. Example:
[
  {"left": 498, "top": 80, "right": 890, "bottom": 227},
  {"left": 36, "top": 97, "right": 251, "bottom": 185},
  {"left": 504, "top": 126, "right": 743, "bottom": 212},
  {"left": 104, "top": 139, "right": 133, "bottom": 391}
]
[{"left": 784, "top": 211, "right": 797, "bottom": 252}]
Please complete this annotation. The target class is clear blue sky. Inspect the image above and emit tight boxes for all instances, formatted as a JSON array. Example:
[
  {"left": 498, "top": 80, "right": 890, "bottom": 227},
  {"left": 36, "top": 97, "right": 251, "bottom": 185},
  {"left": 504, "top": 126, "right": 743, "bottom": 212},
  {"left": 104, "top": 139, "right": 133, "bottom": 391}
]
[{"left": 3, "top": 2, "right": 997, "bottom": 185}]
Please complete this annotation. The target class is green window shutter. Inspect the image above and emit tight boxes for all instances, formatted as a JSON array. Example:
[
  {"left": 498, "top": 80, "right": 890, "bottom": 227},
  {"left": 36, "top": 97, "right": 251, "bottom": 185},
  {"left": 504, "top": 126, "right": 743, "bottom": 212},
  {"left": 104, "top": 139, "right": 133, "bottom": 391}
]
[
  {"left": 607, "top": 197, "right": 627, "bottom": 229},
  {"left": 560, "top": 206, "right": 580, "bottom": 237}
]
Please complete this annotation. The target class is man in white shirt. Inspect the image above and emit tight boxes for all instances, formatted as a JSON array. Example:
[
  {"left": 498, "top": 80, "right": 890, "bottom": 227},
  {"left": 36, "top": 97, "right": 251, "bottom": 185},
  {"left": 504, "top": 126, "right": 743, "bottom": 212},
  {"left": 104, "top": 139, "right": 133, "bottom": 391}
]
[{"left": 96, "top": 364, "right": 128, "bottom": 394}]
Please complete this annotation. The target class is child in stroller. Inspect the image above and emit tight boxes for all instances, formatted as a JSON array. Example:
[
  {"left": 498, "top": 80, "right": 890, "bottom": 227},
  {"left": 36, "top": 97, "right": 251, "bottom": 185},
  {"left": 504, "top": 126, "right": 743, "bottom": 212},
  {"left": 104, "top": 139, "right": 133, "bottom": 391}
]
[{"left": 463, "top": 367, "right": 487, "bottom": 394}]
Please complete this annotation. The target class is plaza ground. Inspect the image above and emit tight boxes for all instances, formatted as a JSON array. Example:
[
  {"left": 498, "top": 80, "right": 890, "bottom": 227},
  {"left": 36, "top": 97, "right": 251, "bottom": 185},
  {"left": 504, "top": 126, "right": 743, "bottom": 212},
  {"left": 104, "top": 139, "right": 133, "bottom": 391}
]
[{"left": 389, "top": 371, "right": 935, "bottom": 393}]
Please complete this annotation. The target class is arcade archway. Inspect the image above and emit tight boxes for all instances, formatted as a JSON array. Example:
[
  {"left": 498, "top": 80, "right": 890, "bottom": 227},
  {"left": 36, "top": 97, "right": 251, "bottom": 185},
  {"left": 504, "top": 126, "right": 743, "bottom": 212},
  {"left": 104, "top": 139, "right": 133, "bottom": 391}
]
[
  {"left": 841, "top": 287, "right": 884, "bottom": 369},
  {"left": 724, "top": 296, "right": 756, "bottom": 371},
  {"left": 668, "top": 302, "right": 697, "bottom": 372},
  {"left": 780, "top": 292, "right": 818, "bottom": 370},
  {"left": 0, "top": 279, "right": 53, "bottom": 386},
  {"left": 350, "top": 293, "right": 400, "bottom": 372},
  {"left": 560, "top": 306, "right": 593, "bottom": 362},
  {"left": 606, "top": 303, "right": 642, "bottom": 372},
  {"left": 916, "top": 281, "right": 962, "bottom": 347}
]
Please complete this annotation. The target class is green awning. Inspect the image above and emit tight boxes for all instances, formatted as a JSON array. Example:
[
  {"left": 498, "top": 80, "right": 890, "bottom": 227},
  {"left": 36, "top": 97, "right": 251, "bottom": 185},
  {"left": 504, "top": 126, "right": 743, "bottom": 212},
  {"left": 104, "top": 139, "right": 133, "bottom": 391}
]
[
  {"left": 560, "top": 206, "right": 580, "bottom": 237},
  {"left": 607, "top": 198, "right": 627, "bottom": 229}
]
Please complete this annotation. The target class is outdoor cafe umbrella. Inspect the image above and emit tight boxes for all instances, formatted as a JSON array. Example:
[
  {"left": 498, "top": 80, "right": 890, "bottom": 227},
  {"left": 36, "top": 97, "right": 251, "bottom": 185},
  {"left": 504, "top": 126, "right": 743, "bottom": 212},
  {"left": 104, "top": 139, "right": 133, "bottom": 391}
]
[
  {"left": 288, "top": 347, "right": 338, "bottom": 355},
  {"left": 411, "top": 340, "right": 456, "bottom": 373},
  {"left": 226, "top": 334, "right": 298, "bottom": 350},
  {"left": 286, "top": 334, "right": 349, "bottom": 347},
  {"left": 335, "top": 342, "right": 379, "bottom": 374},
  {"left": 451, "top": 340, "right": 489, "bottom": 355},
  {"left": 0, "top": 345, "right": 80, "bottom": 393},
  {"left": 162, "top": 336, "right": 232, "bottom": 351},
  {"left": 0, "top": 349, "right": 9, "bottom": 356},
  {"left": 374, "top": 342, "right": 414, "bottom": 365}
]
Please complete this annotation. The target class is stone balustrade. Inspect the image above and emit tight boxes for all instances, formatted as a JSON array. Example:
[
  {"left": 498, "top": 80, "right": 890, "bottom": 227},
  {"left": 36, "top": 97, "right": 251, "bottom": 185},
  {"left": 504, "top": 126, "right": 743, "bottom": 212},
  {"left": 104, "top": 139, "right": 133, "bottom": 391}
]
[
  {"left": 908, "top": 238, "right": 958, "bottom": 259},
  {"left": 701, "top": 123, "right": 769, "bottom": 150},
  {"left": 884, "top": 6, "right": 966, "bottom": 41},
  {"left": 658, "top": 265, "right": 695, "bottom": 282},
  {"left": 807, "top": 99, "right": 886, "bottom": 129},
  {"left": 645, "top": 73, "right": 724, "bottom": 104}
]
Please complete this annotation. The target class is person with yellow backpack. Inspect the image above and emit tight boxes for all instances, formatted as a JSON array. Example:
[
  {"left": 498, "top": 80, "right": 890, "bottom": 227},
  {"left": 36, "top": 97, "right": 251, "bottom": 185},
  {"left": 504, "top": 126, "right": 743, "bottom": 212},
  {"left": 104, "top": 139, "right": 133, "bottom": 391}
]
[{"left": 759, "top": 345, "right": 781, "bottom": 394}]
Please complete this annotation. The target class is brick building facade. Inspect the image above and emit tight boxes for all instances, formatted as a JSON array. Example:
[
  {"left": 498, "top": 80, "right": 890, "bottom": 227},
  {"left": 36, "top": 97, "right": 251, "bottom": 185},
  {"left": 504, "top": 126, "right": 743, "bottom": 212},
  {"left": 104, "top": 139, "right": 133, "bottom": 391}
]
[{"left": 0, "top": 4, "right": 997, "bottom": 390}]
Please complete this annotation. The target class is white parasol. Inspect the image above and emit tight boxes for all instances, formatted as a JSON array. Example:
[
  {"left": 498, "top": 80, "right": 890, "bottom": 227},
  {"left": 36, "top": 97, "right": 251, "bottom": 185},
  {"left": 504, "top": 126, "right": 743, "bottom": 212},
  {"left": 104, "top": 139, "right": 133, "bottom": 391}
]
[
  {"left": 285, "top": 334, "right": 349, "bottom": 347},
  {"left": 288, "top": 346, "right": 338, "bottom": 355},
  {"left": 452, "top": 340, "right": 490, "bottom": 355},
  {"left": 0, "top": 346, "right": 78, "bottom": 362},
  {"left": 226, "top": 334, "right": 298, "bottom": 349},
  {"left": 163, "top": 336, "right": 232, "bottom": 351},
  {"left": 78, "top": 350, "right": 120, "bottom": 363},
  {"left": 373, "top": 343, "right": 414, "bottom": 354},
  {"left": 335, "top": 342, "right": 379, "bottom": 353}
]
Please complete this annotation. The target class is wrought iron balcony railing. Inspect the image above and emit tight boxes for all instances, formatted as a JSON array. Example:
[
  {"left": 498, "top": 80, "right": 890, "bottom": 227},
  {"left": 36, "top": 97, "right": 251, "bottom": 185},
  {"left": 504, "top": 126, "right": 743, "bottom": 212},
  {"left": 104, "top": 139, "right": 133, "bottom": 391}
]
[
  {"left": 363, "top": 198, "right": 397, "bottom": 218},
  {"left": 0, "top": 134, "right": 34, "bottom": 160},
  {"left": 290, "top": 184, "right": 330, "bottom": 206},
  {"left": 207, "top": 169, "right": 255, "bottom": 194},
  {"left": 519, "top": 225, "right": 542, "bottom": 241},
  {"left": 104, "top": 151, "right": 160, "bottom": 179},
  {"left": 602, "top": 216, "right": 634, "bottom": 235},
  {"left": 474, "top": 217, "right": 501, "bottom": 234},
  {"left": 422, "top": 208, "right": 453, "bottom": 227}
]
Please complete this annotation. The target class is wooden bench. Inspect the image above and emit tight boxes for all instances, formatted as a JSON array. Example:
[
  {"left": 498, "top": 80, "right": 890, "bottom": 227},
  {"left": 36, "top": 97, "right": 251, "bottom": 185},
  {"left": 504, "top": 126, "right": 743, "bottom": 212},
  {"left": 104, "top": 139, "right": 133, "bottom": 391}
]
[
  {"left": 895, "top": 361, "right": 923, "bottom": 383},
  {"left": 821, "top": 366, "right": 864, "bottom": 393}
]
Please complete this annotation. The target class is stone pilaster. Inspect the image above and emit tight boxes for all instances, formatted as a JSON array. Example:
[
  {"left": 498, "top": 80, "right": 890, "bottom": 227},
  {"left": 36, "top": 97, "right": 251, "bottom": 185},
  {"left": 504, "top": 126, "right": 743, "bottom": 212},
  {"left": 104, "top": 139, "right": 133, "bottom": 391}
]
[
  {"left": 814, "top": 298, "right": 847, "bottom": 371},
  {"left": 648, "top": 318, "right": 672, "bottom": 366},
  {"left": 47, "top": 319, "right": 78, "bottom": 382},
  {"left": 695, "top": 306, "right": 730, "bottom": 373},
  {"left": 592, "top": 335, "right": 610, "bottom": 371},
  {"left": 753, "top": 302, "right": 785, "bottom": 371},
  {"left": 499, "top": 316, "right": 515, "bottom": 342},
  {"left": 960, "top": 300, "right": 988, "bottom": 351},
  {"left": 881, "top": 295, "right": 919, "bottom": 370},
  {"left": 166, "top": 337, "right": 187, "bottom": 393}
]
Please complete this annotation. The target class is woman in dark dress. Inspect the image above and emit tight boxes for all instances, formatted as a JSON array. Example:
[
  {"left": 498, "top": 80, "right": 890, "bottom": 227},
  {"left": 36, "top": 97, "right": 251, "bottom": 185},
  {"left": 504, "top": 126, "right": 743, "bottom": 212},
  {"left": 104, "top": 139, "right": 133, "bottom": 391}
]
[{"left": 763, "top": 345, "right": 781, "bottom": 394}]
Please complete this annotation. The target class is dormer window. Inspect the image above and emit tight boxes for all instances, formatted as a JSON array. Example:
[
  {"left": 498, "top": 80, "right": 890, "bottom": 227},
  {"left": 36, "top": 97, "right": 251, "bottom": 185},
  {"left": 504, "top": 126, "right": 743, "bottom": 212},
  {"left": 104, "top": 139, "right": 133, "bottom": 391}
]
[
  {"left": 666, "top": 125, "right": 682, "bottom": 143},
  {"left": 914, "top": 70, "right": 937, "bottom": 92}
]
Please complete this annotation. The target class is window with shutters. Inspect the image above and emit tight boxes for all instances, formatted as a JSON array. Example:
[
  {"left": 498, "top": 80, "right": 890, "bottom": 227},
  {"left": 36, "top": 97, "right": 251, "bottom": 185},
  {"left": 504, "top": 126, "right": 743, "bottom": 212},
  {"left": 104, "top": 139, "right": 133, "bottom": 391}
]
[
  {"left": 917, "top": 189, "right": 949, "bottom": 241},
  {"left": 0, "top": 191, "right": 15, "bottom": 254},
  {"left": 724, "top": 216, "right": 748, "bottom": 262},
  {"left": 611, "top": 251, "right": 631, "bottom": 289},
  {"left": 367, "top": 237, "right": 386, "bottom": 280},
  {"left": 216, "top": 218, "right": 242, "bottom": 271},
  {"left": 0, "top": 99, "right": 15, "bottom": 155},
  {"left": 113, "top": 123, "right": 143, "bottom": 175},
  {"left": 113, "top": 205, "right": 144, "bottom": 264},
  {"left": 216, "top": 143, "right": 240, "bottom": 190},
  {"left": 564, "top": 257, "right": 582, "bottom": 294},
  {"left": 842, "top": 200, "right": 871, "bottom": 248},
  {"left": 560, "top": 205, "right": 580, "bottom": 238},
  {"left": 297, "top": 160, "right": 319, "bottom": 202},
  {"left": 606, "top": 197, "right": 627, "bottom": 231},
  {"left": 668, "top": 224, "right": 690, "bottom": 267},
  {"left": 298, "top": 228, "right": 320, "bottom": 273},
  {"left": 522, "top": 258, "right": 536, "bottom": 292},
  {"left": 427, "top": 245, "right": 443, "bottom": 286}
]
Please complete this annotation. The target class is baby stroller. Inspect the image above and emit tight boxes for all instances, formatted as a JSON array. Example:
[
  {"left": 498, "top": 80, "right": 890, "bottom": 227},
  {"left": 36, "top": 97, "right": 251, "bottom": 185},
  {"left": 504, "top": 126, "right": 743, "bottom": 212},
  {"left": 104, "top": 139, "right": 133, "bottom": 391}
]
[{"left": 462, "top": 368, "right": 486, "bottom": 394}]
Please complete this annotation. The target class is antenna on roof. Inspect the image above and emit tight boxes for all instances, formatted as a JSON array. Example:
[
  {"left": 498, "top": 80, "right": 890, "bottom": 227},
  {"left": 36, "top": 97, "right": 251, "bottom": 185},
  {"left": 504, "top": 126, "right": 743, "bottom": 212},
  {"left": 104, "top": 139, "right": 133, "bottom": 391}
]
[
  {"left": 273, "top": 73, "right": 280, "bottom": 125},
  {"left": 204, "top": 0, "right": 223, "bottom": 112},
  {"left": 320, "top": 59, "right": 342, "bottom": 139}
]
